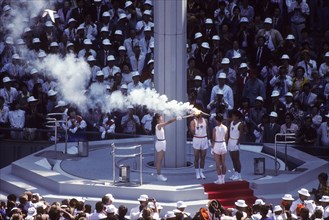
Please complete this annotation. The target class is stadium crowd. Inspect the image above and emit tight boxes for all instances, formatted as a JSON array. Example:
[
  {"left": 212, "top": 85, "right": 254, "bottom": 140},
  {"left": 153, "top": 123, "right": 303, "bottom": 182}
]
[
  {"left": 0, "top": 172, "right": 328, "bottom": 220},
  {"left": 0, "top": 0, "right": 329, "bottom": 146}
]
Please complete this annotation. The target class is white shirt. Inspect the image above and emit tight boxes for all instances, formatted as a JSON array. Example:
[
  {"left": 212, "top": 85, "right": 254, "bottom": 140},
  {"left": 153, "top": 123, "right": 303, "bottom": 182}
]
[
  {"left": 9, "top": 109, "right": 25, "bottom": 128},
  {"left": 42, "top": 81, "right": 58, "bottom": 93},
  {"left": 77, "top": 49, "right": 97, "bottom": 59},
  {"left": 156, "top": 124, "right": 165, "bottom": 140},
  {"left": 143, "top": 79, "right": 154, "bottom": 89},
  {"left": 129, "top": 206, "right": 143, "bottom": 220},
  {"left": 0, "top": 87, "right": 18, "bottom": 106},
  {"left": 319, "top": 122, "right": 329, "bottom": 145},
  {"left": 141, "top": 114, "right": 153, "bottom": 131},
  {"left": 280, "top": 123, "right": 299, "bottom": 134},
  {"left": 215, "top": 124, "right": 228, "bottom": 142},
  {"left": 297, "top": 59, "right": 317, "bottom": 79},
  {"left": 129, "top": 54, "right": 145, "bottom": 74},
  {"left": 124, "top": 38, "right": 140, "bottom": 57},
  {"left": 193, "top": 118, "right": 207, "bottom": 137},
  {"left": 122, "top": 72, "right": 133, "bottom": 84},
  {"left": 136, "top": 21, "right": 154, "bottom": 39},
  {"left": 102, "top": 65, "right": 121, "bottom": 80},
  {"left": 127, "top": 81, "right": 144, "bottom": 94},
  {"left": 139, "top": 36, "right": 154, "bottom": 54},
  {"left": 319, "top": 62, "right": 329, "bottom": 78},
  {"left": 121, "top": 114, "right": 140, "bottom": 133},
  {"left": 0, "top": 105, "right": 9, "bottom": 123}
]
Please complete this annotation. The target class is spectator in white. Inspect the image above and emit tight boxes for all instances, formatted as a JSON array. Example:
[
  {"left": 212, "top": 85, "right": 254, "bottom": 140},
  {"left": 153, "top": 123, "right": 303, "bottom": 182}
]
[
  {"left": 296, "top": 49, "right": 317, "bottom": 80},
  {"left": 297, "top": 82, "right": 317, "bottom": 111},
  {"left": 120, "top": 83, "right": 128, "bottom": 96},
  {"left": 191, "top": 32, "right": 203, "bottom": 56},
  {"left": 57, "top": 0, "right": 73, "bottom": 26},
  {"left": 239, "top": 0, "right": 254, "bottom": 22},
  {"left": 87, "top": 55, "right": 101, "bottom": 83},
  {"left": 124, "top": 28, "right": 140, "bottom": 58},
  {"left": 318, "top": 113, "right": 329, "bottom": 146},
  {"left": 175, "top": 201, "right": 191, "bottom": 218},
  {"left": 0, "top": 77, "right": 18, "bottom": 106},
  {"left": 260, "top": 59, "right": 278, "bottom": 86},
  {"left": 214, "top": 1, "right": 230, "bottom": 29},
  {"left": 0, "top": 96, "right": 9, "bottom": 128},
  {"left": 129, "top": 44, "right": 145, "bottom": 74},
  {"left": 66, "top": 108, "right": 87, "bottom": 142},
  {"left": 27, "top": 38, "right": 45, "bottom": 61},
  {"left": 8, "top": 100, "right": 25, "bottom": 140},
  {"left": 102, "top": 55, "right": 121, "bottom": 82},
  {"left": 270, "top": 65, "right": 293, "bottom": 101},
  {"left": 127, "top": 71, "right": 144, "bottom": 94},
  {"left": 207, "top": 90, "right": 229, "bottom": 117},
  {"left": 121, "top": 106, "right": 140, "bottom": 134},
  {"left": 81, "top": 14, "right": 98, "bottom": 41},
  {"left": 121, "top": 63, "right": 133, "bottom": 85},
  {"left": 255, "top": 17, "right": 283, "bottom": 52},
  {"left": 225, "top": 40, "right": 246, "bottom": 61},
  {"left": 272, "top": 205, "right": 287, "bottom": 220},
  {"left": 64, "top": 18, "right": 77, "bottom": 43},
  {"left": 42, "top": 75, "right": 57, "bottom": 93},
  {"left": 310, "top": 106, "right": 322, "bottom": 130},
  {"left": 280, "top": 54, "right": 294, "bottom": 78},
  {"left": 97, "top": 12, "right": 111, "bottom": 35},
  {"left": 139, "top": 26, "right": 154, "bottom": 55},
  {"left": 191, "top": 76, "right": 208, "bottom": 109},
  {"left": 78, "top": 39, "right": 97, "bottom": 59},
  {"left": 287, "top": 0, "right": 310, "bottom": 44},
  {"left": 143, "top": 69, "right": 154, "bottom": 89},
  {"left": 216, "top": 58, "right": 236, "bottom": 89},
  {"left": 124, "top": 1, "right": 142, "bottom": 27},
  {"left": 284, "top": 92, "right": 294, "bottom": 111},
  {"left": 129, "top": 194, "right": 149, "bottom": 220},
  {"left": 49, "top": 42, "right": 60, "bottom": 55},
  {"left": 46, "top": 90, "right": 58, "bottom": 114},
  {"left": 263, "top": 112, "right": 281, "bottom": 143},
  {"left": 209, "top": 73, "right": 234, "bottom": 110},
  {"left": 27, "top": 69, "right": 44, "bottom": 92},
  {"left": 99, "top": 113, "right": 116, "bottom": 139},
  {"left": 1, "top": 54, "right": 23, "bottom": 80},
  {"left": 290, "top": 188, "right": 310, "bottom": 215},
  {"left": 97, "top": 39, "right": 113, "bottom": 68},
  {"left": 108, "top": 0, "right": 125, "bottom": 22},
  {"left": 15, "top": 38, "right": 27, "bottom": 58},
  {"left": 102, "top": 193, "right": 116, "bottom": 211},
  {"left": 280, "top": 112, "right": 299, "bottom": 134},
  {"left": 141, "top": 109, "right": 153, "bottom": 135},
  {"left": 242, "top": 71, "right": 266, "bottom": 107},
  {"left": 136, "top": 10, "right": 154, "bottom": 39},
  {"left": 88, "top": 201, "right": 107, "bottom": 220},
  {"left": 319, "top": 52, "right": 329, "bottom": 78},
  {"left": 249, "top": 96, "right": 267, "bottom": 136}
]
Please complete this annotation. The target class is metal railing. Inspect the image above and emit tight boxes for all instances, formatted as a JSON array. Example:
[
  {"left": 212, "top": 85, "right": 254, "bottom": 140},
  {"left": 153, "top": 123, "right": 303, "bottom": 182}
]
[
  {"left": 274, "top": 132, "right": 296, "bottom": 175},
  {"left": 111, "top": 143, "right": 143, "bottom": 185},
  {"left": 45, "top": 112, "right": 68, "bottom": 153}
]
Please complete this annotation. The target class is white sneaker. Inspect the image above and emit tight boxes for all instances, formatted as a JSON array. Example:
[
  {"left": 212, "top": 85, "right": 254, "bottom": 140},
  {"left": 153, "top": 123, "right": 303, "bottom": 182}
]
[
  {"left": 101, "top": 131, "right": 106, "bottom": 139},
  {"left": 232, "top": 173, "right": 242, "bottom": 181},
  {"left": 200, "top": 170, "right": 206, "bottom": 179},
  {"left": 196, "top": 170, "right": 201, "bottom": 179},
  {"left": 214, "top": 178, "right": 223, "bottom": 184},
  {"left": 229, "top": 172, "right": 237, "bottom": 180},
  {"left": 157, "top": 174, "right": 167, "bottom": 182},
  {"left": 221, "top": 175, "right": 225, "bottom": 184}
]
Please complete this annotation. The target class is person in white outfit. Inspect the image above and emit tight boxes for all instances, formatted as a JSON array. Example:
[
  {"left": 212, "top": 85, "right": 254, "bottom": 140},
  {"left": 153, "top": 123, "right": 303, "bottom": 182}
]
[
  {"left": 152, "top": 113, "right": 182, "bottom": 181},
  {"left": 290, "top": 188, "right": 310, "bottom": 215},
  {"left": 211, "top": 113, "right": 228, "bottom": 184},
  {"left": 228, "top": 110, "right": 243, "bottom": 181},
  {"left": 318, "top": 113, "right": 329, "bottom": 146},
  {"left": 189, "top": 111, "right": 210, "bottom": 179}
]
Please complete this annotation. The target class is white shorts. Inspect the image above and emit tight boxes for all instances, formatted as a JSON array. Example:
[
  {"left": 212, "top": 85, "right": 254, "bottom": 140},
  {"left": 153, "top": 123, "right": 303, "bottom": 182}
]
[
  {"left": 155, "top": 140, "right": 166, "bottom": 152},
  {"left": 192, "top": 137, "right": 209, "bottom": 150},
  {"left": 213, "top": 142, "right": 227, "bottom": 155},
  {"left": 227, "top": 139, "right": 240, "bottom": 151}
]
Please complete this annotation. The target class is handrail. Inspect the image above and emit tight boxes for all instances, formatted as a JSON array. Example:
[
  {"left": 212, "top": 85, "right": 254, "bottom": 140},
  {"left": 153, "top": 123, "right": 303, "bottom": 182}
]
[
  {"left": 274, "top": 133, "right": 296, "bottom": 175},
  {"left": 46, "top": 112, "right": 68, "bottom": 153},
  {"left": 111, "top": 143, "right": 143, "bottom": 185}
]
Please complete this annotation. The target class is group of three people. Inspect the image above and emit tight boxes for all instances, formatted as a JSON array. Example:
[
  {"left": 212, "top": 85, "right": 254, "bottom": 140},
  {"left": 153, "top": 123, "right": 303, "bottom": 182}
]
[{"left": 152, "top": 109, "right": 243, "bottom": 183}]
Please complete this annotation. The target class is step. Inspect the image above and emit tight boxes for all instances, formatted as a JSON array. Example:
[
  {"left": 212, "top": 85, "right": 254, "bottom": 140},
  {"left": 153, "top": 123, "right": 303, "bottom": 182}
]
[
  {"left": 216, "top": 196, "right": 257, "bottom": 207},
  {"left": 203, "top": 181, "right": 250, "bottom": 192},
  {"left": 206, "top": 188, "right": 254, "bottom": 200}
]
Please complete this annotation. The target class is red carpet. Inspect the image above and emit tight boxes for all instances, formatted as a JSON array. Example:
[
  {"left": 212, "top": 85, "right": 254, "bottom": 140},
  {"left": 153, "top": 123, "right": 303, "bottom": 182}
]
[{"left": 203, "top": 180, "right": 257, "bottom": 207}]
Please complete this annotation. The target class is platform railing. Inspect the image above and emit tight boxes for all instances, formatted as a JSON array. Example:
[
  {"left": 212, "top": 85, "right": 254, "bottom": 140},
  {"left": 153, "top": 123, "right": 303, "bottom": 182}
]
[
  {"left": 274, "top": 132, "right": 296, "bottom": 175},
  {"left": 45, "top": 112, "right": 68, "bottom": 153},
  {"left": 111, "top": 143, "right": 143, "bottom": 185}
]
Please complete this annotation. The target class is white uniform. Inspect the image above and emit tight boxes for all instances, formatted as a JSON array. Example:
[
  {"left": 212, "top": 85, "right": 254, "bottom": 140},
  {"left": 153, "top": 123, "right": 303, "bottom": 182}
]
[
  {"left": 192, "top": 118, "right": 208, "bottom": 150},
  {"left": 228, "top": 121, "right": 241, "bottom": 151},
  {"left": 213, "top": 124, "right": 228, "bottom": 155},
  {"left": 155, "top": 124, "right": 166, "bottom": 152}
]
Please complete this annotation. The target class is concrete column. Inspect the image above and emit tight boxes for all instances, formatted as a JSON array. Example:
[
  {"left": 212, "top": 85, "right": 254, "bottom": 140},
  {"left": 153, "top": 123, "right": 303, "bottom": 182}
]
[{"left": 154, "top": 0, "right": 187, "bottom": 168}]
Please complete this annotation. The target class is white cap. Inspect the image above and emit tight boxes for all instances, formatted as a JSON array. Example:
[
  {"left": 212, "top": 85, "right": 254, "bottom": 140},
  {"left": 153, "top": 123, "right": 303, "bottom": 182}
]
[
  {"left": 96, "top": 71, "right": 104, "bottom": 76},
  {"left": 143, "top": 10, "right": 152, "bottom": 16},
  {"left": 212, "top": 35, "right": 220, "bottom": 41},
  {"left": 54, "top": 14, "right": 60, "bottom": 19},
  {"left": 77, "top": 25, "right": 84, "bottom": 31},
  {"left": 115, "top": 30, "right": 123, "bottom": 35},
  {"left": 194, "top": 32, "right": 202, "bottom": 39},
  {"left": 235, "top": 200, "right": 248, "bottom": 207},
  {"left": 94, "top": 0, "right": 101, "bottom": 2},
  {"left": 281, "top": 54, "right": 290, "bottom": 59},
  {"left": 164, "top": 211, "right": 176, "bottom": 218},
  {"left": 105, "top": 193, "right": 115, "bottom": 202},
  {"left": 50, "top": 42, "right": 59, "bottom": 47},
  {"left": 87, "top": 55, "right": 96, "bottom": 61},
  {"left": 16, "top": 39, "right": 25, "bottom": 45},
  {"left": 84, "top": 39, "right": 92, "bottom": 45},
  {"left": 239, "top": 63, "right": 248, "bottom": 68},
  {"left": 121, "top": 84, "right": 128, "bottom": 89},
  {"left": 27, "top": 96, "right": 38, "bottom": 103},
  {"left": 68, "top": 18, "right": 76, "bottom": 23},
  {"left": 47, "top": 90, "right": 58, "bottom": 96},
  {"left": 218, "top": 72, "right": 227, "bottom": 79},
  {"left": 273, "top": 205, "right": 283, "bottom": 212},
  {"left": 102, "top": 11, "right": 110, "bottom": 17},
  {"left": 125, "top": 1, "right": 133, "bottom": 8},
  {"left": 325, "top": 52, "right": 329, "bottom": 57},
  {"left": 264, "top": 17, "right": 272, "bottom": 24},
  {"left": 144, "top": 26, "right": 152, "bottom": 32},
  {"left": 325, "top": 113, "right": 329, "bottom": 118},
  {"left": 176, "top": 201, "right": 187, "bottom": 208},
  {"left": 286, "top": 34, "right": 295, "bottom": 40},
  {"left": 201, "top": 42, "right": 210, "bottom": 49},
  {"left": 282, "top": 194, "right": 294, "bottom": 201},
  {"left": 147, "top": 59, "right": 154, "bottom": 65},
  {"left": 119, "top": 13, "right": 127, "bottom": 20},
  {"left": 269, "top": 111, "right": 278, "bottom": 118},
  {"left": 221, "top": 58, "right": 230, "bottom": 64},
  {"left": 205, "top": 18, "right": 213, "bottom": 24},
  {"left": 100, "top": 27, "right": 109, "bottom": 33},
  {"left": 5, "top": 37, "right": 14, "bottom": 45},
  {"left": 55, "top": 100, "right": 66, "bottom": 108},
  {"left": 38, "top": 51, "right": 47, "bottom": 58},
  {"left": 3, "top": 5, "right": 11, "bottom": 12},
  {"left": 118, "top": 46, "right": 126, "bottom": 51},
  {"left": 24, "top": 27, "right": 32, "bottom": 33},
  {"left": 216, "top": 90, "right": 224, "bottom": 95},
  {"left": 144, "top": 0, "right": 153, "bottom": 6},
  {"left": 285, "top": 92, "right": 293, "bottom": 97},
  {"left": 254, "top": 199, "right": 265, "bottom": 206},
  {"left": 240, "top": 17, "right": 249, "bottom": 23},
  {"left": 12, "top": 54, "right": 20, "bottom": 60},
  {"left": 105, "top": 205, "right": 116, "bottom": 214},
  {"left": 255, "top": 96, "right": 264, "bottom": 102},
  {"left": 194, "top": 76, "right": 202, "bottom": 81},
  {"left": 66, "top": 42, "right": 74, "bottom": 48},
  {"left": 2, "top": 77, "right": 12, "bottom": 83},
  {"left": 232, "top": 53, "right": 241, "bottom": 59},
  {"left": 319, "top": 195, "right": 329, "bottom": 202},
  {"left": 271, "top": 90, "right": 280, "bottom": 97},
  {"left": 30, "top": 68, "right": 38, "bottom": 75},
  {"left": 45, "top": 21, "right": 53, "bottom": 27},
  {"left": 131, "top": 71, "right": 140, "bottom": 77},
  {"left": 107, "top": 55, "right": 115, "bottom": 61},
  {"left": 298, "top": 188, "right": 310, "bottom": 197},
  {"left": 102, "top": 39, "right": 111, "bottom": 45},
  {"left": 27, "top": 207, "right": 37, "bottom": 217},
  {"left": 32, "top": 38, "right": 41, "bottom": 44},
  {"left": 137, "top": 194, "right": 148, "bottom": 201}
]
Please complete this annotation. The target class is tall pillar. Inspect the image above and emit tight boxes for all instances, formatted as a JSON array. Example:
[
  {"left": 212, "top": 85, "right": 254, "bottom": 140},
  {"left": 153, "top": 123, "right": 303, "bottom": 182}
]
[{"left": 154, "top": 0, "right": 187, "bottom": 168}]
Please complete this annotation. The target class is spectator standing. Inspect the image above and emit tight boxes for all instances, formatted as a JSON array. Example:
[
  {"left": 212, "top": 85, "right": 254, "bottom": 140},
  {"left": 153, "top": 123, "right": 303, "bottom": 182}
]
[
  {"left": 318, "top": 113, "right": 329, "bottom": 146},
  {"left": 242, "top": 71, "right": 266, "bottom": 107},
  {"left": 263, "top": 111, "right": 281, "bottom": 143}
]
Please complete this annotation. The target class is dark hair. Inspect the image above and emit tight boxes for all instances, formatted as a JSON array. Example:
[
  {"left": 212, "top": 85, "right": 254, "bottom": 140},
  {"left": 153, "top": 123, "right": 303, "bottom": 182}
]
[
  {"left": 215, "top": 113, "right": 223, "bottom": 122},
  {"left": 318, "top": 172, "right": 328, "bottom": 181},
  {"left": 151, "top": 113, "right": 161, "bottom": 135}
]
